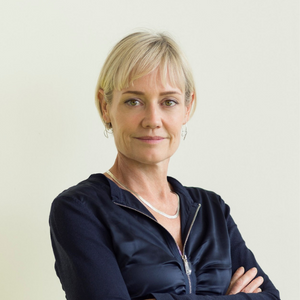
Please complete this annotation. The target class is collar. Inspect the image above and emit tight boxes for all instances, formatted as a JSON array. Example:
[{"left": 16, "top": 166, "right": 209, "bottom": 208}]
[{"left": 96, "top": 173, "right": 200, "bottom": 232}]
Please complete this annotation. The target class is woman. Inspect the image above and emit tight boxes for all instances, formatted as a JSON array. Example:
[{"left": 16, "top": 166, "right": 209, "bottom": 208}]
[{"left": 49, "top": 32, "right": 280, "bottom": 300}]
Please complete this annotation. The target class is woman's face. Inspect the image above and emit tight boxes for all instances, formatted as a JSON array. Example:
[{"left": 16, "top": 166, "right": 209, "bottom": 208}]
[{"left": 101, "top": 71, "right": 193, "bottom": 166}]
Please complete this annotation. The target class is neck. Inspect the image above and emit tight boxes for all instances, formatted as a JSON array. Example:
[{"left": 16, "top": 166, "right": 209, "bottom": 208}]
[{"left": 108, "top": 152, "right": 171, "bottom": 200}]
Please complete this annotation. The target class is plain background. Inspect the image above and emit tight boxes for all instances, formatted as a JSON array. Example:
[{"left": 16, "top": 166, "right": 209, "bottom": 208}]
[{"left": 0, "top": 1, "right": 299, "bottom": 299}]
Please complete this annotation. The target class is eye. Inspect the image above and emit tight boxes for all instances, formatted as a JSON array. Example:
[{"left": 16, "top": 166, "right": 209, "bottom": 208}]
[
  {"left": 125, "top": 99, "right": 141, "bottom": 106},
  {"left": 163, "top": 99, "right": 178, "bottom": 107}
]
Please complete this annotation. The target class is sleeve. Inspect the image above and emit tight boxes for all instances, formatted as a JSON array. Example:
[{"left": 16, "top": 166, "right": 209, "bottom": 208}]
[
  {"left": 49, "top": 195, "right": 131, "bottom": 300},
  {"left": 151, "top": 198, "right": 280, "bottom": 300}
]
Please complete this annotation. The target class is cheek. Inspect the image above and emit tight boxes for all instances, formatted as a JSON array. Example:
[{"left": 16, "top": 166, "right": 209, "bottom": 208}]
[
  {"left": 111, "top": 116, "right": 136, "bottom": 144},
  {"left": 169, "top": 117, "right": 184, "bottom": 136},
  {"left": 168, "top": 128, "right": 182, "bottom": 147}
]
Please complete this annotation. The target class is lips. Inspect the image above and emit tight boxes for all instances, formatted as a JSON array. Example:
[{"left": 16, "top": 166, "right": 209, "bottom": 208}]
[
  {"left": 135, "top": 136, "right": 166, "bottom": 144},
  {"left": 136, "top": 136, "right": 165, "bottom": 140}
]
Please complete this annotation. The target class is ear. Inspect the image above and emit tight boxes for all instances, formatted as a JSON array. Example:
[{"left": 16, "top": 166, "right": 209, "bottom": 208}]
[
  {"left": 183, "top": 92, "right": 195, "bottom": 124},
  {"left": 98, "top": 89, "right": 111, "bottom": 123}
]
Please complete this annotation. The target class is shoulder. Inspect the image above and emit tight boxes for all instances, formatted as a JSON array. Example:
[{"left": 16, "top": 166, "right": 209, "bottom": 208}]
[
  {"left": 168, "top": 176, "right": 222, "bottom": 203},
  {"left": 168, "top": 176, "right": 229, "bottom": 214},
  {"left": 185, "top": 186, "right": 229, "bottom": 215},
  {"left": 185, "top": 186, "right": 221, "bottom": 203},
  {"left": 54, "top": 173, "right": 109, "bottom": 201},
  {"left": 50, "top": 173, "right": 112, "bottom": 216}
]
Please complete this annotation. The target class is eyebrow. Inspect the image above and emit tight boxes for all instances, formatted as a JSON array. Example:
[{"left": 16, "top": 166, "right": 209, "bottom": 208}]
[{"left": 122, "top": 91, "right": 181, "bottom": 96}]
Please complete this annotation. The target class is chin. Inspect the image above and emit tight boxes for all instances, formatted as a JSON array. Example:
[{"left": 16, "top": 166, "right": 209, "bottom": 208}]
[{"left": 132, "top": 152, "right": 173, "bottom": 165}]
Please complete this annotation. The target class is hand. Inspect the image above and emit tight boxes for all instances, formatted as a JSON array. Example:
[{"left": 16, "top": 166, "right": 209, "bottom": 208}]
[{"left": 226, "top": 267, "right": 264, "bottom": 295}]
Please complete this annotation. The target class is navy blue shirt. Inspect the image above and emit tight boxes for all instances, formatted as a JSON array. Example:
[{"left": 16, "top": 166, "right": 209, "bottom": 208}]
[{"left": 49, "top": 174, "right": 280, "bottom": 300}]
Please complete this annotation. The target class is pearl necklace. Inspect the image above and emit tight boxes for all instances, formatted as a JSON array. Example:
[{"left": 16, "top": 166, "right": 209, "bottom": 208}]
[{"left": 106, "top": 170, "right": 180, "bottom": 219}]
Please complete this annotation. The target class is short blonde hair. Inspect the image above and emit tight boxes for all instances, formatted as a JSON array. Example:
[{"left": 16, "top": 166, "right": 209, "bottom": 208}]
[{"left": 95, "top": 31, "right": 196, "bottom": 128}]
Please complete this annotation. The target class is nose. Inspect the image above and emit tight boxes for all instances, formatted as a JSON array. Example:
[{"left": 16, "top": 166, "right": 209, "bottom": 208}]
[{"left": 141, "top": 104, "right": 162, "bottom": 129}]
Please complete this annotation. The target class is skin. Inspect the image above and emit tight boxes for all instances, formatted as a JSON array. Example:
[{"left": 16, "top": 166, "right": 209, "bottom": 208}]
[
  {"left": 226, "top": 267, "right": 264, "bottom": 295},
  {"left": 98, "top": 69, "right": 263, "bottom": 298},
  {"left": 101, "top": 72, "right": 191, "bottom": 168},
  {"left": 99, "top": 70, "right": 193, "bottom": 217}
]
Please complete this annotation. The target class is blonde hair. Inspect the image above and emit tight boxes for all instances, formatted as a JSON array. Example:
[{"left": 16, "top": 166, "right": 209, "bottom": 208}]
[{"left": 95, "top": 31, "right": 196, "bottom": 128}]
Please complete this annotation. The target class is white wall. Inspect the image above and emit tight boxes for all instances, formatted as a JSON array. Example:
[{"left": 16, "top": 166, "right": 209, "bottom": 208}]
[{"left": 0, "top": 1, "right": 298, "bottom": 299}]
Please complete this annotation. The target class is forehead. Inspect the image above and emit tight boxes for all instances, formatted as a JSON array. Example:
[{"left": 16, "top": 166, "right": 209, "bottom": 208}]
[{"left": 121, "top": 69, "right": 184, "bottom": 94}]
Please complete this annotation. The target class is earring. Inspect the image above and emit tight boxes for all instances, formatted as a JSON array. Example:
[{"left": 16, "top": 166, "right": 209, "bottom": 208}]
[
  {"left": 181, "top": 124, "right": 187, "bottom": 140},
  {"left": 104, "top": 123, "right": 113, "bottom": 138}
]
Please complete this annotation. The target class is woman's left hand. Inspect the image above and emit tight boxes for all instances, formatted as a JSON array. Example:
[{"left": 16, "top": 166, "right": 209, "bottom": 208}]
[{"left": 226, "top": 266, "right": 264, "bottom": 295}]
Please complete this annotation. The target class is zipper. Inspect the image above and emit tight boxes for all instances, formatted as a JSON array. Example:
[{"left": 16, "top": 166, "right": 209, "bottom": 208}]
[
  {"left": 114, "top": 202, "right": 201, "bottom": 294},
  {"left": 181, "top": 203, "right": 201, "bottom": 293}
]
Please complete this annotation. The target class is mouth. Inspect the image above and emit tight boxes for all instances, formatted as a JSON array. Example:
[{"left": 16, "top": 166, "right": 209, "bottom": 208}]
[
  {"left": 137, "top": 136, "right": 164, "bottom": 140},
  {"left": 135, "top": 136, "right": 166, "bottom": 144}
]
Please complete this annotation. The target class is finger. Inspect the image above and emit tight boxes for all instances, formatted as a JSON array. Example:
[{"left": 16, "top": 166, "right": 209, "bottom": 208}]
[
  {"left": 242, "top": 276, "right": 264, "bottom": 293},
  {"left": 226, "top": 267, "right": 245, "bottom": 294},
  {"left": 231, "top": 267, "right": 245, "bottom": 283},
  {"left": 228, "top": 267, "right": 258, "bottom": 295}
]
